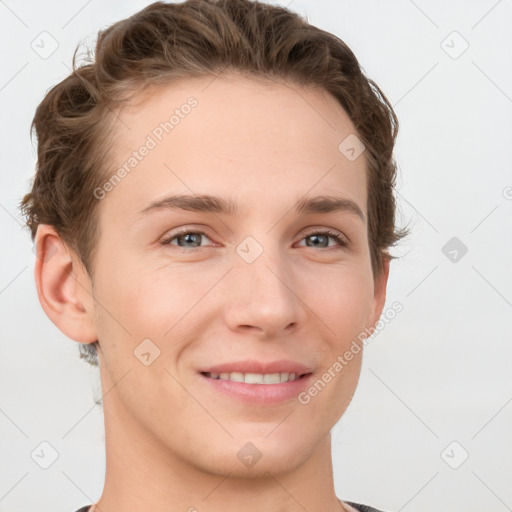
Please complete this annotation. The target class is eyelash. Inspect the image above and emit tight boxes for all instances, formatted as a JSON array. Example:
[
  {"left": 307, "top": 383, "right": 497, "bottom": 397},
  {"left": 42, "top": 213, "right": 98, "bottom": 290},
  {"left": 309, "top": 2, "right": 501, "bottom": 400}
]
[{"left": 161, "top": 228, "right": 348, "bottom": 251}]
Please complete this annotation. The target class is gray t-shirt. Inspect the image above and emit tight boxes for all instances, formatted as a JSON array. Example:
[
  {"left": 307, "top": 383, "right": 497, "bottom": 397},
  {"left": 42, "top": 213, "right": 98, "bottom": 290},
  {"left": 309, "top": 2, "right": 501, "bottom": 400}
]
[
  {"left": 344, "top": 502, "right": 389, "bottom": 512},
  {"left": 75, "top": 502, "right": 388, "bottom": 512}
]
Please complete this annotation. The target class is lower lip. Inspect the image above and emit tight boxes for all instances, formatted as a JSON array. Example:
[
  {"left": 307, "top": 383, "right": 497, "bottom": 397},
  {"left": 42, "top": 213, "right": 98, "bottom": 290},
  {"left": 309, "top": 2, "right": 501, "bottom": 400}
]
[{"left": 199, "top": 373, "right": 314, "bottom": 405}]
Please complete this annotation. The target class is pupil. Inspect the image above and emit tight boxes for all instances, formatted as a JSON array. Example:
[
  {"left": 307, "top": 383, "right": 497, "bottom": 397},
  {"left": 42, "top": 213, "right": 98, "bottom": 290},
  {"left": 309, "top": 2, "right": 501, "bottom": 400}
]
[
  {"left": 309, "top": 234, "right": 327, "bottom": 247},
  {"left": 183, "top": 233, "right": 200, "bottom": 247}
]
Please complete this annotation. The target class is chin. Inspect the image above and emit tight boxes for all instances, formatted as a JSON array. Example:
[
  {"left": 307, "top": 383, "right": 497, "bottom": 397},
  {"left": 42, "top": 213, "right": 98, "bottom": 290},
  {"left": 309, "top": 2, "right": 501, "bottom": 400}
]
[{"left": 190, "top": 430, "right": 321, "bottom": 479}]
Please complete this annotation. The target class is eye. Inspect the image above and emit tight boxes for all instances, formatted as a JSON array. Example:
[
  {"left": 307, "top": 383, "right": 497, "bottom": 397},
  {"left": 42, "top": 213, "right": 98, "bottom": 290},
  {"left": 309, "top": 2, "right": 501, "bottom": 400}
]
[
  {"left": 161, "top": 228, "right": 348, "bottom": 251},
  {"left": 297, "top": 230, "right": 348, "bottom": 249},
  {"left": 161, "top": 229, "right": 213, "bottom": 249}
]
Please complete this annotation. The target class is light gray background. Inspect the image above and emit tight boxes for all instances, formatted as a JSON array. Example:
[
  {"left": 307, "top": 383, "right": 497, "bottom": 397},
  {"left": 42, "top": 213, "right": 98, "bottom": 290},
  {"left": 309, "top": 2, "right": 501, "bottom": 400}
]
[{"left": 1, "top": 1, "right": 511, "bottom": 511}]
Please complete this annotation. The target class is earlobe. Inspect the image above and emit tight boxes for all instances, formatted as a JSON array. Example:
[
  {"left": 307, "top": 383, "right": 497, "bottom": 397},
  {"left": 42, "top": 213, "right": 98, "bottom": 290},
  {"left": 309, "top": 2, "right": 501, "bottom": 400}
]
[{"left": 34, "top": 225, "right": 97, "bottom": 344}]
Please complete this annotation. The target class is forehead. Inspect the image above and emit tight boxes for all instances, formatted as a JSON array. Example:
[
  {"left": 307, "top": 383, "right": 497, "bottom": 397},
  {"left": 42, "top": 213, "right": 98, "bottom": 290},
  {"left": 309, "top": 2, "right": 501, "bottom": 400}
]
[{"left": 102, "top": 73, "right": 367, "bottom": 218}]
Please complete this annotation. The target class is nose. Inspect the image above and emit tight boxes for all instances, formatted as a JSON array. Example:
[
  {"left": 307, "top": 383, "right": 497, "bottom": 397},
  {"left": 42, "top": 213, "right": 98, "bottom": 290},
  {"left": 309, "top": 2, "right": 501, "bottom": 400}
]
[{"left": 224, "top": 243, "right": 306, "bottom": 339}]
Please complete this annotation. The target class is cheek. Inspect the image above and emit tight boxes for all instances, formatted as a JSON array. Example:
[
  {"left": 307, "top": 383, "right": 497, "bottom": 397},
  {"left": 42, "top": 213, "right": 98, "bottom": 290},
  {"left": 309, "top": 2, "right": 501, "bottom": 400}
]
[
  {"left": 91, "top": 256, "right": 217, "bottom": 357},
  {"left": 308, "top": 264, "right": 375, "bottom": 340},
  {"left": 303, "top": 267, "right": 372, "bottom": 413}
]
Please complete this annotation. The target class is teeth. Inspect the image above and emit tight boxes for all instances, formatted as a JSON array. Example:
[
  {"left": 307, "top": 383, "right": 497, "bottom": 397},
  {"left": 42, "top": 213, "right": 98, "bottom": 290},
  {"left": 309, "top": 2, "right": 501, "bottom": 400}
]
[
  {"left": 262, "top": 373, "right": 280, "bottom": 384},
  {"left": 245, "top": 372, "right": 264, "bottom": 384},
  {"left": 207, "top": 371, "right": 301, "bottom": 384}
]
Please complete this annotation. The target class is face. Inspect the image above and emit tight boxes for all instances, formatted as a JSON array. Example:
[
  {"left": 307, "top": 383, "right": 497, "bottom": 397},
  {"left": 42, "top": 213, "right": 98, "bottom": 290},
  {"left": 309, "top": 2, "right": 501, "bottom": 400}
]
[{"left": 85, "top": 74, "right": 387, "bottom": 477}]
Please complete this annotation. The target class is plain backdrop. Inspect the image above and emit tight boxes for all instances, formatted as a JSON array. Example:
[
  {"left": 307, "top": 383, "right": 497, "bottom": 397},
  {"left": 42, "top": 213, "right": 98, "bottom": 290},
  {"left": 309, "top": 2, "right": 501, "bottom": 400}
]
[{"left": 1, "top": 1, "right": 511, "bottom": 511}]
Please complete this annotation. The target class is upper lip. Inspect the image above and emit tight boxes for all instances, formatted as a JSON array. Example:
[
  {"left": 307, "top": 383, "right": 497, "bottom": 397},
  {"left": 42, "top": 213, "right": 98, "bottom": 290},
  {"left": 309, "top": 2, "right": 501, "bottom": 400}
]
[{"left": 200, "top": 359, "right": 313, "bottom": 376}]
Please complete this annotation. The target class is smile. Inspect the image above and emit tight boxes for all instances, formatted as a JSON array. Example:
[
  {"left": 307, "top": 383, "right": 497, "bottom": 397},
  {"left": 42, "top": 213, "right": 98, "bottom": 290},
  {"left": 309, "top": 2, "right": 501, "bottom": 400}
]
[{"left": 202, "top": 371, "right": 305, "bottom": 384}]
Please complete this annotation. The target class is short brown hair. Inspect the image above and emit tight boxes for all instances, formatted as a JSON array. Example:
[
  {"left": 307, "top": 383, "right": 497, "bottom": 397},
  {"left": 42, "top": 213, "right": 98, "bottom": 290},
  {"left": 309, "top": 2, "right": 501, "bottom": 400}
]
[{"left": 21, "top": 0, "right": 407, "bottom": 366}]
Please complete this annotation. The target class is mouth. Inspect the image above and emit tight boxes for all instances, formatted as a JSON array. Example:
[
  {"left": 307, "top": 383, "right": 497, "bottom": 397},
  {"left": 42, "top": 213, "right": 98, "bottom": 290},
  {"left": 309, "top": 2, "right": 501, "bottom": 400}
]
[
  {"left": 198, "top": 361, "right": 314, "bottom": 405},
  {"left": 201, "top": 371, "right": 311, "bottom": 384}
]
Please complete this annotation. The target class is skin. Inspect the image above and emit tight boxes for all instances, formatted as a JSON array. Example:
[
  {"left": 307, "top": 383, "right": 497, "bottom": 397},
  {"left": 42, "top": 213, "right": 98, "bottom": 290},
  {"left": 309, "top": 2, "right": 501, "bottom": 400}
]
[{"left": 35, "top": 73, "right": 389, "bottom": 512}]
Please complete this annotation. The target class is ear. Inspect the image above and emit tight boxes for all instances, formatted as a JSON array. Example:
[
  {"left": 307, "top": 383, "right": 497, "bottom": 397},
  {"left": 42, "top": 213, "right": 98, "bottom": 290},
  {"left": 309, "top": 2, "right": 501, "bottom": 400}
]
[
  {"left": 366, "top": 257, "right": 390, "bottom": 329},
  {"left": 33, "top": 224, "right": 97, "bottom": 344}
]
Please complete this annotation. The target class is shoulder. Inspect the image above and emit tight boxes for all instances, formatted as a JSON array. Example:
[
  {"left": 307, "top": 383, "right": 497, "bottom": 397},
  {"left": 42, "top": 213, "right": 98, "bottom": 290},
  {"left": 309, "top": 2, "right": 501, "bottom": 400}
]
[{"left": 342, "top": 500, "right": 391, "bottom": 512}]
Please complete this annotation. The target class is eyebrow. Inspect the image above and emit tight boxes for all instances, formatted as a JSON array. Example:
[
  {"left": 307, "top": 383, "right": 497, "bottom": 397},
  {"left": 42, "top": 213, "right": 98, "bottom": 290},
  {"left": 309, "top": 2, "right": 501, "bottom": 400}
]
[{"left": 139, "top": 193, "right": 365, "bottom": 222}]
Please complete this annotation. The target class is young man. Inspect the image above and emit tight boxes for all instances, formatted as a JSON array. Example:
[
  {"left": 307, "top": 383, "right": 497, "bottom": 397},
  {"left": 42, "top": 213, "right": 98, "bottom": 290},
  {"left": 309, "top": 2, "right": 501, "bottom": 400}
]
[{"left": 21, "top": 1, "right": 406, "bottom": 511}]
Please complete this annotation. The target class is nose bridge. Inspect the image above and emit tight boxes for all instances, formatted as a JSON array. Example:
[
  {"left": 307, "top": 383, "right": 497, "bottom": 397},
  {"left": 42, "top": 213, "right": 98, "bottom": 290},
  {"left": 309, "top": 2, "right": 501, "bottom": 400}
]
[{"left": 226, "top": 233, "right": 302, "bottom": 337}]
